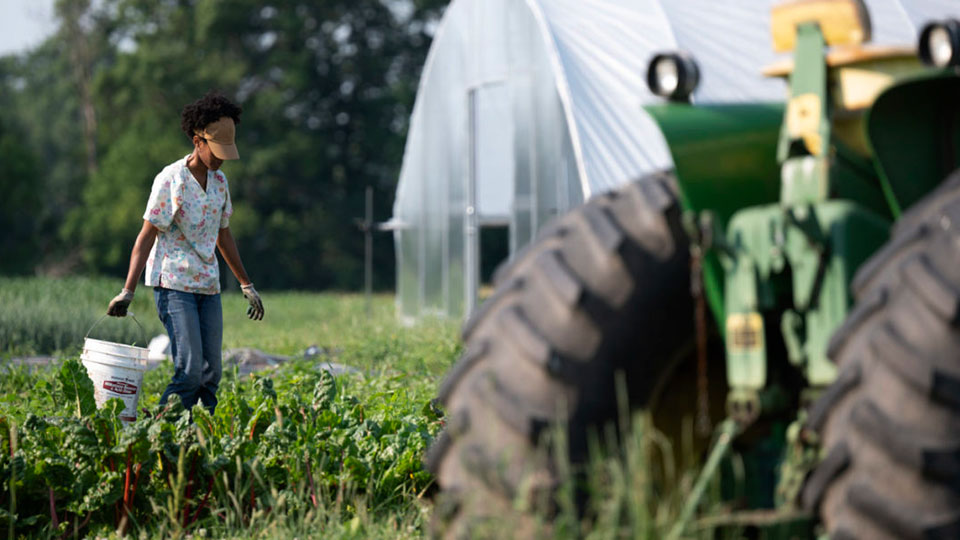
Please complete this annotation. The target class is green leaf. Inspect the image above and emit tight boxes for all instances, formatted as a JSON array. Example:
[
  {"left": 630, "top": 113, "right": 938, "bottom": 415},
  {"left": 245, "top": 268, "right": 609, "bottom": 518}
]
[
  {"left": 36, "top": 456, "right": 73, "bottom": 489},
  {"left": 253, "top": 376, "right": 278, "bottom": 403},
  {"left": 57, "top": 358, "right": 96, "bottom": 418},
  {"left": 313, "top": 371, "right": 338, "bottom": 408},
  {"left": 80, "top": 470, "right": 122, "bottom": 513}
]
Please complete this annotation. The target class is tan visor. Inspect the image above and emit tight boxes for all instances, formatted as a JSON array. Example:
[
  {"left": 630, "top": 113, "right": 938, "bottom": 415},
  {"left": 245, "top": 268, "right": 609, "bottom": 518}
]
[{"left": 197, "top": 116, "right": 239, "bottom": 160}]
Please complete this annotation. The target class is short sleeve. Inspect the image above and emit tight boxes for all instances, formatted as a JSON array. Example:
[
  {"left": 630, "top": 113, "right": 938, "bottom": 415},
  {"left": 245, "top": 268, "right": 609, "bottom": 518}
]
[
  {"left": 143, "top": 170, "right": 181, "bottom": 231},
  {"left": 220, "top": 177, "right": 233, "bottom": 229}
]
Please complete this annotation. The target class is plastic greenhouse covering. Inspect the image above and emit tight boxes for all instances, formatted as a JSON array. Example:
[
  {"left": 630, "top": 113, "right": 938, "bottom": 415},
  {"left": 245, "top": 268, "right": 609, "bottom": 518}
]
[{"left": 392, "top": 0, "right": 959, "bottom": 322}]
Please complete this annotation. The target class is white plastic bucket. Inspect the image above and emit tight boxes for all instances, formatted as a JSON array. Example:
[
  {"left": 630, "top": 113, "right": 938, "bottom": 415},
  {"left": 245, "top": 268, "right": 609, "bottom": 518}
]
[{"left": 82, "top": 315, "right": 151, "bottom": 423}]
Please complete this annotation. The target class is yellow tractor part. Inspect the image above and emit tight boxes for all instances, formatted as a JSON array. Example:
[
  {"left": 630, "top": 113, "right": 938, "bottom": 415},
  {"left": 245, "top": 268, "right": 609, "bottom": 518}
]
[
  {"left": 767, "top": 0, "right": 927, "bottom": 155},
  {"left": 771, "top": 0, "right": 870, "bottom": 52}
]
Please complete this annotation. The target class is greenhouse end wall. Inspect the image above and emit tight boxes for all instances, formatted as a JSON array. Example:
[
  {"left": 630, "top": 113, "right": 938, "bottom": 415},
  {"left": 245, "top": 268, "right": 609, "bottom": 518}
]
[{"left": 393, "top": 0, "right": 583, "bottom": 321}]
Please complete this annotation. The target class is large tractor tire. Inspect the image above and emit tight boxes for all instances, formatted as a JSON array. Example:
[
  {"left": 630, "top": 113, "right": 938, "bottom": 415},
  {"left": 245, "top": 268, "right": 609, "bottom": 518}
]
[
  {"left": 803, "top": 172, "right": 960, "bottom": 539},
  {"left": 425, "top": 173, "right": 695, "bottom": 537}
]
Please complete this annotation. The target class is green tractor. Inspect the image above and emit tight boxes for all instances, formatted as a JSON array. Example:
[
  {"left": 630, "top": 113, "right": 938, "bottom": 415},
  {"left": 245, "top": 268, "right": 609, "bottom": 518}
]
[{"left": 426, "top": 0, "right": 960, "bottom": 538}]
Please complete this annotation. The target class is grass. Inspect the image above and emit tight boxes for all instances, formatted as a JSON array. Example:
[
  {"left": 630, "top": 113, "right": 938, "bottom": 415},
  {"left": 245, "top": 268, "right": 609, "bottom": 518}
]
[
  {"left": 219, "top": 290, "right": 459, "bottom": 379},
  {"left": 0, "top": 276, "right": 166, "bottom": 356},
  {"left": 0, "top": 274, "right": 460, "bottom": 419},
  {"left": 0, "top": 277, "right": 457, "bottom": 372},
  {"left": 0, "top": 276, "right": 460, "bottom": 539},
  {"left": 0, "top": 276, "right": 748, "bottom": 539}
]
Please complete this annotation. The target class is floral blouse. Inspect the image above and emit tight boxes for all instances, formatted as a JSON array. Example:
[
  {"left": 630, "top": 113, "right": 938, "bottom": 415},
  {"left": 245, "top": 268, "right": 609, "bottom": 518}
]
[{"left": 143, "top": 155, "right": 233, "bottom": 295}]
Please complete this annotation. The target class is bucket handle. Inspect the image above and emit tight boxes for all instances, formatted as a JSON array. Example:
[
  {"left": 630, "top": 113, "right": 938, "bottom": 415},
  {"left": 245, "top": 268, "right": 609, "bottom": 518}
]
[{"left": 86, "top": 312, "right": 148, "bottom": 348}]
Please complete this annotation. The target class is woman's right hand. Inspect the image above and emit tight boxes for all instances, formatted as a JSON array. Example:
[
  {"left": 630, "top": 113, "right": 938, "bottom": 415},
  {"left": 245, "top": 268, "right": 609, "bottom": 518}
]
[{"left": 107, "top": 289, "right": 135, "bottom": 317}]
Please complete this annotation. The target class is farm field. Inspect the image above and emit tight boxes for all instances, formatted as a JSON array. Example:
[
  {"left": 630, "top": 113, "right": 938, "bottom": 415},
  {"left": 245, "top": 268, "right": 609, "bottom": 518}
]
[
  {"left": 0, "top": 277, "right": 722, "bottom": 539},
  {"left": 0, "top": 276, "right": 459, "bottom": 539}
]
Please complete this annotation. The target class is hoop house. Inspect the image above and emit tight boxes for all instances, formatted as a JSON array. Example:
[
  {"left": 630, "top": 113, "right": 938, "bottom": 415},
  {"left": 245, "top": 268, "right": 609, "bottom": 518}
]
[{"left": 392, "top": 0, "right": 953, "bottom": 321}]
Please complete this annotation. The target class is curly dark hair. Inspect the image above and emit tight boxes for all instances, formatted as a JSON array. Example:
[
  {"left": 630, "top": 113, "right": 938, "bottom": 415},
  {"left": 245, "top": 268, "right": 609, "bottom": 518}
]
[{"left": 180, "top": 91, "right": 242, "bottom": 139}]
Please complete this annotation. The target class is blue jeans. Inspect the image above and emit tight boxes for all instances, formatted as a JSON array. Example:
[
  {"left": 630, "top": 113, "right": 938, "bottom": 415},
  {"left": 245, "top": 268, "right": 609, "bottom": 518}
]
[{"left": 154, "top": 287, "right": 223, "bottom": 413}]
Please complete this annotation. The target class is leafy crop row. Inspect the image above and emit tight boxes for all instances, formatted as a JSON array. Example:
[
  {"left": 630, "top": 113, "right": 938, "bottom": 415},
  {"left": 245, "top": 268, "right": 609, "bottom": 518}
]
[{"left": 0, "top": 357, "right": 442, "bottom": 538}]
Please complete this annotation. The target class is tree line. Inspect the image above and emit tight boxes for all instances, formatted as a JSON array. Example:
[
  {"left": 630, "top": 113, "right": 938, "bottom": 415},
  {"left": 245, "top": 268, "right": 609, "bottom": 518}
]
[{"left": 0, "top": 0, "right": 447, "bottom": 290}]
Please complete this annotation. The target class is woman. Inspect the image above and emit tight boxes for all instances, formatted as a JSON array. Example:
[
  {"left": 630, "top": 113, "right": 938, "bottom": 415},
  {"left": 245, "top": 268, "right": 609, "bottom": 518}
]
[{"left": 106, "top": 91, "right": 264, "bottom": 414}]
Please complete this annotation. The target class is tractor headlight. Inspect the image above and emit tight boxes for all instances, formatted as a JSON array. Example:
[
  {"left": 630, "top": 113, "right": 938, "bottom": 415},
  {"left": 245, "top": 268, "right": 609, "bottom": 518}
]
[
  {"left": 646, "top": 52, "right": 700, "bottom": 102},
  {"left": 919, "top": 19, "right": 960, "bottom": 68}
]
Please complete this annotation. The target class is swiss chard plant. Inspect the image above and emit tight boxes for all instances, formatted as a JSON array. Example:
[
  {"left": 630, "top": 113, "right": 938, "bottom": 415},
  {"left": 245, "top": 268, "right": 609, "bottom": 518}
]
[{"left": 0, "top": 357, "right": 442, "bottom": 538}]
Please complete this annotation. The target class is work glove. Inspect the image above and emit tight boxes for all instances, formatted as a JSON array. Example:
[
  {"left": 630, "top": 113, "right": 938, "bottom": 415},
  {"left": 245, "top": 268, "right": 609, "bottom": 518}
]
[
  {"left": 241, "top": 283, "right": 264, "bottom": 320},
  {"left": 107, "top": 288, "right": 135, "bottom": 317}
]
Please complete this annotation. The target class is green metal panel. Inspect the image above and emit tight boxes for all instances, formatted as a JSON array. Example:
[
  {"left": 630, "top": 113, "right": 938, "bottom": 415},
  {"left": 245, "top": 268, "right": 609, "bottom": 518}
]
[
  {"left": 724, "top": 206, "right": 783, "bottom": 389},
  {"left": 785, "top": 201, "right": 889, "bottom": 384},
  {"left": 723, "top": 201, "right": 889, "bottom": 389},
  {"left": 776, "top": 22, "right": 890, "bottom": 219},
  {"left": 646, "top": 103, "right": 784, "bottom": 324},
  {"left": 777, "top": 22, "right": 829, "bottom": 167},
  {"left": 866, "top": 72, "right": 960, "bottom": 217},
  {"left": 829, "top": 142, "right": 894, "bottom": 219},
  {"left": 645, "top": 103, "right": 784, "bottom": 226}
]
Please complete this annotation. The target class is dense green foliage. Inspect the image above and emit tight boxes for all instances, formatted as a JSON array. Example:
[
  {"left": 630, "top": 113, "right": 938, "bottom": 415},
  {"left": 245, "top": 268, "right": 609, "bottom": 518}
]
[
  {"left": 0, "top": 116, "right": 41, "bottom": 274},
  {"left": 0, "top": 0, "right": 447, "bottom": 289},
  {"left": 0, "top": 279, "right": 460, "bottom": 538},
  {"left": 0, "top": 357, "right": 443, "bottom": 538}
]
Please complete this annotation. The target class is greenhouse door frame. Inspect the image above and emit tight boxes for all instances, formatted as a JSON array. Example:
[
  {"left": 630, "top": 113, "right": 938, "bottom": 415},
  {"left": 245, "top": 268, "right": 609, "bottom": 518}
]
[{"left": 465, "top": 82, "right": 513, "bottom": 317}]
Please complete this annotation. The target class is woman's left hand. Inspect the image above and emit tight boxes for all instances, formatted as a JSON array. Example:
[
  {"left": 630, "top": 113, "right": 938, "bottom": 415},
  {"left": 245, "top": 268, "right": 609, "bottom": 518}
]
[{"left": 241, "top": 283, "right": 264, "bottom": 320}]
